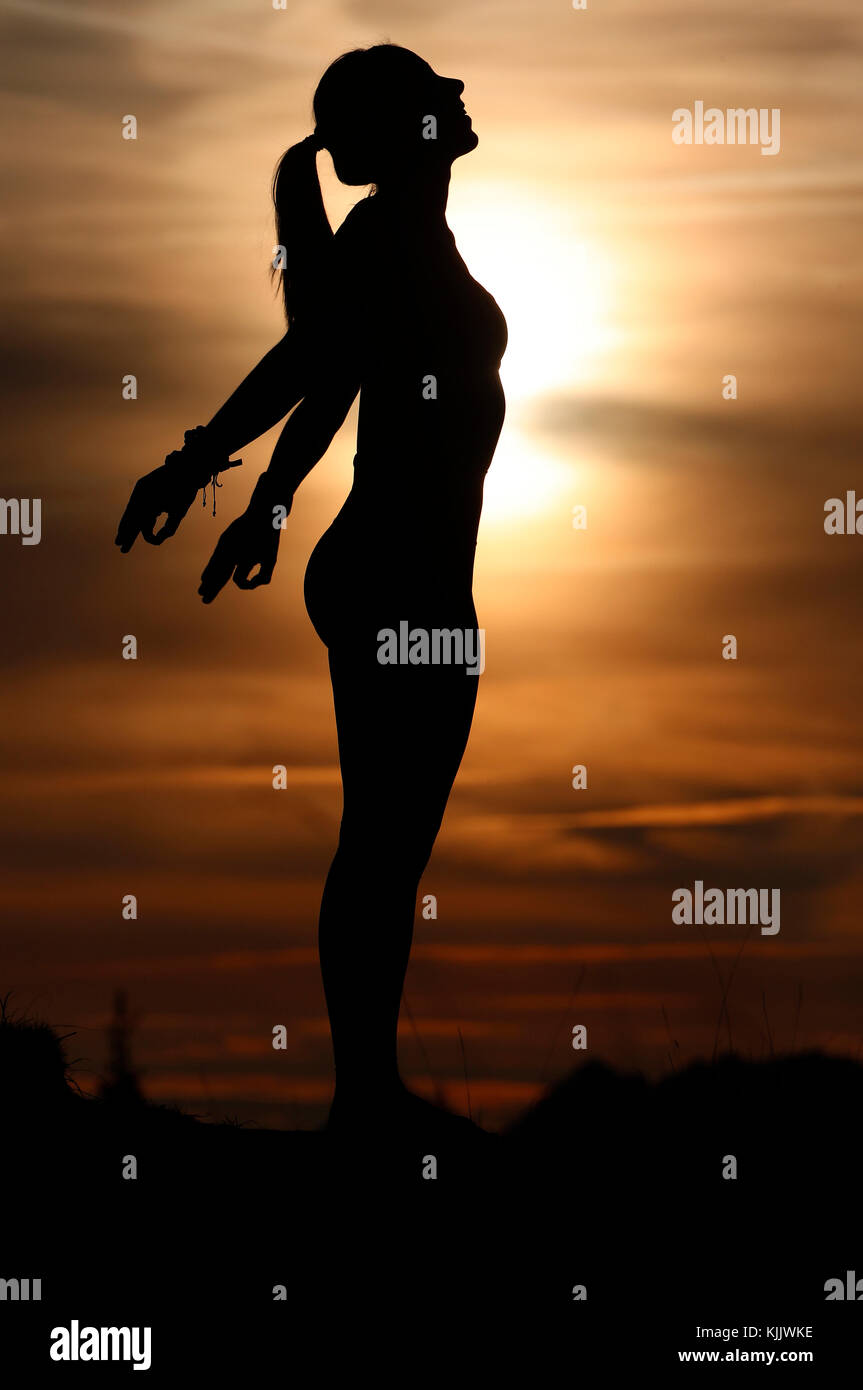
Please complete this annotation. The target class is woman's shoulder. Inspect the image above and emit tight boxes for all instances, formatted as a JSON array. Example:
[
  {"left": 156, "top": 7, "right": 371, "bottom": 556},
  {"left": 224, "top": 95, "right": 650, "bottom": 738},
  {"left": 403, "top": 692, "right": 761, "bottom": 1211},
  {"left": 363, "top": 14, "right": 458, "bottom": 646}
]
[
  {"left": 318, "top": 197, "right": 379, "bottom": 315},
  {"left": 328, "top": 196, "right": 383, "bottom": 289},
  {"left": 335, "top": 194, "right": 378, "bottom": 244}
]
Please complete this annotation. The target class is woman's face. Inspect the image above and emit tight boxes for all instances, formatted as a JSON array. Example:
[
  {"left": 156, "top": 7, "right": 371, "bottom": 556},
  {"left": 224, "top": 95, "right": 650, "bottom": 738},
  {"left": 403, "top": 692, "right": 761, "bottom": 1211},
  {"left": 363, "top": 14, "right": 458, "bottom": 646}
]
[
  {"left": 315, "top": 47, "right": 479, "bottom": 185},
  {"left": 371, "top": 49, "right": 478, "bottom": 167},
  {"left": 419, "top": 62, "right": 479, "bottom": 160}
]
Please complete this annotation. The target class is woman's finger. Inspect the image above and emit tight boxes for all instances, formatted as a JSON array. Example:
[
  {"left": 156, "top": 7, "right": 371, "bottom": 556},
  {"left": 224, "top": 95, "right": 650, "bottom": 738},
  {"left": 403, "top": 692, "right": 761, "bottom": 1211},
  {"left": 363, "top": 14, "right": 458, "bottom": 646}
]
[
  {"left": 198, "top": 533, "right": 238, "bottom": 602},
  {"left": 152, "top": 511, "right": 182, "bottom": 545},
  {"left": 233, "top": 562, "right": 265, "bottom": 590},
  {"left": 115, "top": 510, "right": 141, "bottom": 552},
  {"left": 115, "top": 487, "right": 147, "bottom": 552},
  {"left": 251, "top": 555, "right": 277, "bottom": 587}
]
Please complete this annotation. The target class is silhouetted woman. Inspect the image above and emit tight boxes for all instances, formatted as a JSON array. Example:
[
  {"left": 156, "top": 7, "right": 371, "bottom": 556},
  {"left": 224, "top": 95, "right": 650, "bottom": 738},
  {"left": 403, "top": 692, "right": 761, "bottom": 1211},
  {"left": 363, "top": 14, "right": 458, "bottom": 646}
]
[{"left": 116, "top": 45, "right": 507, "bottom": 1133}]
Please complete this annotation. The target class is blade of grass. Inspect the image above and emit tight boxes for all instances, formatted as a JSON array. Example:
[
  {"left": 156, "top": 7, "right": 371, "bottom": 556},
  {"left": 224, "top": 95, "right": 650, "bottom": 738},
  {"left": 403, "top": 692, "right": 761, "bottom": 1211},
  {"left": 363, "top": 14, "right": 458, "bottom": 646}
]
[{"left": 456, "top": 1026, "right": 472, "bottom": 1122}]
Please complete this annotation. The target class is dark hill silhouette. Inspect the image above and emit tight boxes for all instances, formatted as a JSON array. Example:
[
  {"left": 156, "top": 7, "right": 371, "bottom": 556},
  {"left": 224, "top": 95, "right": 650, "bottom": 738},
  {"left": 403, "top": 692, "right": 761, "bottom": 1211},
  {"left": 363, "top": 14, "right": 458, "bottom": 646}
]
[{"left": 2, "top": 1009, "right": 861, "bottom": 1372}]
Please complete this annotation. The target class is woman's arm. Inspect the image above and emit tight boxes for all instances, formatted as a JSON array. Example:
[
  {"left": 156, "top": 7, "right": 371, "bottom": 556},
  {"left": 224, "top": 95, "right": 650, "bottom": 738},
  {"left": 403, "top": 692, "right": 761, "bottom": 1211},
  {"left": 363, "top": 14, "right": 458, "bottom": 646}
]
[
  {"left": 118, "top": 319, "right": 351, "bottom": 554},
  {"left": 243, "top": 205, "right": 371, "bottom": 515},
  {"left": 199, "top": 330, "right": 305, "bottom": 458},
  {"left": 115, "top": 330, "right": 305, "bottom": 553},
  {"left": 196, "top": 367, "right": 359, "bottom": 604},
  {"left": 254, "top": 368, "right": 360, "bottom": 513},
  {"left": 196, "top": 205, "right": 369, "bottom": 601}
]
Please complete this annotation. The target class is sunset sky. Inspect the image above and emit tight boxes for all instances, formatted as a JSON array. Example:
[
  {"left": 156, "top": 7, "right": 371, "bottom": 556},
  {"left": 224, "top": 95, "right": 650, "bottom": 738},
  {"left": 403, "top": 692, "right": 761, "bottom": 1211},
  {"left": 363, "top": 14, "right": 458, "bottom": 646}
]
[{"left": 2, "top": 0, "right": 863, "bottom": 1128}]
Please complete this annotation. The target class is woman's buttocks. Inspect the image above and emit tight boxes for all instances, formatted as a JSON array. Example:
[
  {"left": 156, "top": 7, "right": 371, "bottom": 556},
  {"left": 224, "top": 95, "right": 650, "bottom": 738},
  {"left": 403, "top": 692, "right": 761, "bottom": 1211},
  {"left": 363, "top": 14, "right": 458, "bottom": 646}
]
[{"left": 304, "top": 479, "right": 479, "bottom": 649}]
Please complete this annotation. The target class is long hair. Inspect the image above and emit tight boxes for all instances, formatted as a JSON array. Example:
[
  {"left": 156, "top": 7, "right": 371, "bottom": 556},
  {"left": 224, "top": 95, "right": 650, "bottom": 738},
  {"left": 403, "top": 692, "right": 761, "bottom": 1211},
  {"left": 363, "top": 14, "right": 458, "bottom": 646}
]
[
  {"left": 271, "top": 135, "right": 333, "bottom": 329},
  {"left": 271, "top": 45, "right": 430, "bottom": 328}
]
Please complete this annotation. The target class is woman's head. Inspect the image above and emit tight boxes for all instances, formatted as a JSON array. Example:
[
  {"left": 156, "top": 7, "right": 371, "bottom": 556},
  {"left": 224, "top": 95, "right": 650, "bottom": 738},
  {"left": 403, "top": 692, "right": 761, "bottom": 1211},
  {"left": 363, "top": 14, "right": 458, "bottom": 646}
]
[
  {"left": 272, "top": 46, "right": 476, "bottom": 324},
  {"left": 313, "top": 44, "right": 477, "bottom": 187}
]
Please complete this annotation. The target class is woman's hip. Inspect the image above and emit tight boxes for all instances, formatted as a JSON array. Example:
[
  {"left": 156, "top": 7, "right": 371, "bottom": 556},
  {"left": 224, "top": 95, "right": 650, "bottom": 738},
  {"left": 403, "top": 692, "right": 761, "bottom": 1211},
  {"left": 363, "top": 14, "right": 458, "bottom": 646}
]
[{"left": 304, "top": 524, "right": 477, "bottom": 652}]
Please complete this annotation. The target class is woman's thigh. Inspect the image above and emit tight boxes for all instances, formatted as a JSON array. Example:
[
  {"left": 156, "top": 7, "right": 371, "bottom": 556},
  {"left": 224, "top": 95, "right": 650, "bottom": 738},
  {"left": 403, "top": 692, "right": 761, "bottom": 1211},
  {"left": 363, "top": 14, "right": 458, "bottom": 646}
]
[{"left": 328, "top": 633, "right": 479, "bottom": 866}]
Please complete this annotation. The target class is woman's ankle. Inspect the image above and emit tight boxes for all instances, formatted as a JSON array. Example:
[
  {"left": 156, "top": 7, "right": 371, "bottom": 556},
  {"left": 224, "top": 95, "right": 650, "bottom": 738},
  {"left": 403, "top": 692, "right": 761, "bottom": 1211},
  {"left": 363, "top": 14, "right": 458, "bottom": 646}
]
[{"left": 331, "top": 1073, "right": 405, "bottom": 1110}]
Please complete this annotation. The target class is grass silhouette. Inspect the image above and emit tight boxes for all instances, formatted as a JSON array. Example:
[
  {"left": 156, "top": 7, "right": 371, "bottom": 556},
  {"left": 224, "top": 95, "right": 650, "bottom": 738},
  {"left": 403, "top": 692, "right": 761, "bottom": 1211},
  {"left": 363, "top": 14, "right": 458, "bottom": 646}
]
[{"left": 2, "top": 997, "right": 861, "bottom": 1370}]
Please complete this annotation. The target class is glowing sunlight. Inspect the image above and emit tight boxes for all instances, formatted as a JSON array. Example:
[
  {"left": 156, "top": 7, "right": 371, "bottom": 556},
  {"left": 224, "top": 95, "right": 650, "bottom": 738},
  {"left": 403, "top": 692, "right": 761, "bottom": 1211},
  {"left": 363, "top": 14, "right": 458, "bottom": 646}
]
[{"left": 451, "top": 183, "right": 617, "bottom": 406}]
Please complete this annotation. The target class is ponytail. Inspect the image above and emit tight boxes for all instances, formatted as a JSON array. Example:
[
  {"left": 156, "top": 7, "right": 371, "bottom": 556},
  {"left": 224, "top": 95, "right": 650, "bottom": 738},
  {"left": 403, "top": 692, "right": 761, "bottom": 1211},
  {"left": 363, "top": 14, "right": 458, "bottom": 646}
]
[{"left": 271, "top": 133, "right": 333, "bottom": 329}]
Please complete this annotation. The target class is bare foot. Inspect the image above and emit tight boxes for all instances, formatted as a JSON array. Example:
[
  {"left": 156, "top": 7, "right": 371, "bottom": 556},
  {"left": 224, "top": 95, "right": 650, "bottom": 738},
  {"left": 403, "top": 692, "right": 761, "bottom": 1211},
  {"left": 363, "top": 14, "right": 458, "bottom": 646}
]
[{"left": 326, "top": 1081, "right": 490, "bottom": 1145}]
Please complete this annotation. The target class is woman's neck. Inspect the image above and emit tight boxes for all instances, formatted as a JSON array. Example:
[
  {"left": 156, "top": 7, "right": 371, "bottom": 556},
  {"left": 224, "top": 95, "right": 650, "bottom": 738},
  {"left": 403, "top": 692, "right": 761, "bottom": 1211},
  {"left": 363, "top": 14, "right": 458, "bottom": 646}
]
[{"left": 375, "top": 165, "right": 452, "bottom": 224}]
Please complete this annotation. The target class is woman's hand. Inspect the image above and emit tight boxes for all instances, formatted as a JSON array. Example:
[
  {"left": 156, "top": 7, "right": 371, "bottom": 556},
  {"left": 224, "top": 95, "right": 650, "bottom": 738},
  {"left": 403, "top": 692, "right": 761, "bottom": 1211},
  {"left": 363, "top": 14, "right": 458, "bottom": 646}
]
[
  {"left": 114, "top": 428, "right": 240, "bottom": 553},
  {"left": 197, "top": 474, "right": 286, "bottom": 604}
]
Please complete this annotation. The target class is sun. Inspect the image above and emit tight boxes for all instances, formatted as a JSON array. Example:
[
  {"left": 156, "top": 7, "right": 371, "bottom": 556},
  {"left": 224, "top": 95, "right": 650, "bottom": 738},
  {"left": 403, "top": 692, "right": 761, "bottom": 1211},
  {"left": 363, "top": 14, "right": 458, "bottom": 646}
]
[
  {"left": 450, "top": 181, "right": 615, "bottom": 406},
  {"left": 449, "top": 182, "right": 616, "bottom": 523},
  {"left": 478, "top": 427, "right": 575, "bottom": 525}
]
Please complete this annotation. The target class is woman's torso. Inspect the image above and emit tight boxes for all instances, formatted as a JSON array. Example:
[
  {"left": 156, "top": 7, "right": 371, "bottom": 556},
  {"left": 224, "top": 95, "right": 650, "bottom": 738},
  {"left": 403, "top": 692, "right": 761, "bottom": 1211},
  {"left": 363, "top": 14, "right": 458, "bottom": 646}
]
[
  {"left": 305, "top": 195, "right": 507, "bottom": 635},
  {"left": 347, "top": 197, "right": 505, "bottom": 542}
]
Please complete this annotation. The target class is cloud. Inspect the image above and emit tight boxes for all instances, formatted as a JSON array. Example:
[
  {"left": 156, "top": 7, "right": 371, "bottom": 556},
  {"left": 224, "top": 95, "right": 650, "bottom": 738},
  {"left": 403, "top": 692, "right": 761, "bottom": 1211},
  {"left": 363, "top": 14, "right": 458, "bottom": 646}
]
[
  {"left": 3, "top": 0, "right": 863, "bottom": 1128},
  {"left": 527, "top": 390, "right": 862, "bottom": 466},
  {"left": 565, "top": 795, "right": 863, "bottom": 829}
]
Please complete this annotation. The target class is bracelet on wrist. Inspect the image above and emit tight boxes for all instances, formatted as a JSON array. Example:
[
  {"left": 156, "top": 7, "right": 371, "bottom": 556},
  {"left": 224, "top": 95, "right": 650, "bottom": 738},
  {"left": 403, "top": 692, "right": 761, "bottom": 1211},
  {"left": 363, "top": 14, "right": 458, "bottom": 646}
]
[{"left": 164, "top": 428, "right": 242, "bottom": 515}]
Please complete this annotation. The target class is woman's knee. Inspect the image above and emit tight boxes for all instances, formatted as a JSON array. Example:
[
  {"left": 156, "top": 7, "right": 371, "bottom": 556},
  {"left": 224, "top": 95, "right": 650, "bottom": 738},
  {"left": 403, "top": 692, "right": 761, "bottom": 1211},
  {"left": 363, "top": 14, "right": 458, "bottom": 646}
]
[{"left": 336, "top": 813, "right": 439, "bottom": 884}]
